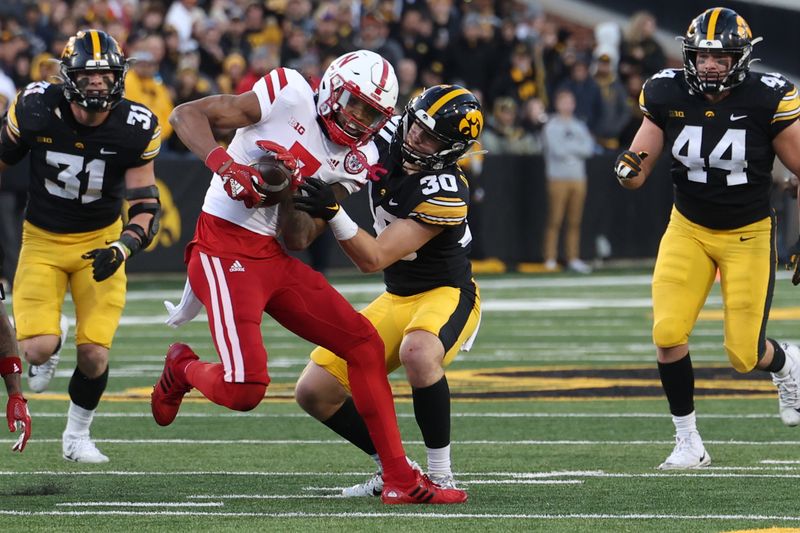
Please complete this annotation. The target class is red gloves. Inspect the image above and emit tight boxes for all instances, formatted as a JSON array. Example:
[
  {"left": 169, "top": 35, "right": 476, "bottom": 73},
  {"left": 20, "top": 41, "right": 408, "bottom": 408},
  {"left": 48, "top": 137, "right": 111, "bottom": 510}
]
[
  {"left": 206, "top": 146, "right": 266, "bottom": 208},
  {"left": 6, "top": 393, "right": 30, "bottom": 452},
  {"left": 256, "top": 140, "right": 304, "bottom": 190}
]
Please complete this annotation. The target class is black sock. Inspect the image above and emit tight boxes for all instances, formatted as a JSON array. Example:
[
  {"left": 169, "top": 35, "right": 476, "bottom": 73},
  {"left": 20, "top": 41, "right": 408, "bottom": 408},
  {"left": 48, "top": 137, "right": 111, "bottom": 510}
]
[
  {"left": 412, "top": 376, "right": 451, "bottom": 449},
  {"left": 657, "top": 353, "right": 694, "bottom": 416},
  {"left": 322, "top": 397, "right": 377, "bottom": 455},
  {"left": 68, "top": 366, "right": 108, "bottom": 411},
  {"left": 765, "top": 339, "right": 787, "bottom": 373}
]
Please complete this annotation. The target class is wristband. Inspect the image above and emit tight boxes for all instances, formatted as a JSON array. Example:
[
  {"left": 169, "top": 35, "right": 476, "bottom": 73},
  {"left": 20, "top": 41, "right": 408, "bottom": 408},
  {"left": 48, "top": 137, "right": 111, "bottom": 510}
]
[
  {"left": 110, "top": 241, "right": 131, "bottom": 261},
  {"left": 329, "top": 208, "right": 359, "bottom": 241},
  {"left": 0, "top": 356, "right": 22, "bottom": 376},
  {"left": 205, "top": 146, "right": 232, "bottom": 173}
]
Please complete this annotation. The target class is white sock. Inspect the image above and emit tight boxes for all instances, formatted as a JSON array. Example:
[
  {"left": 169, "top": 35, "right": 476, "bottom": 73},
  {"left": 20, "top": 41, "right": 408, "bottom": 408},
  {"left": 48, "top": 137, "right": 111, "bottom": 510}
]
[
  {"left": 672, "top": 411, "right": 697, "bottom": 438},
  {"left": 777, "top": 351, "right": 794, "bottom": 378},
  {"left": 426, "top": 444, "right": 452, "bottom": 475},
  {"left": 371, "top": 453, "right": 382, "bottom": 472},
  {"left": 65, "top": 401, "right": 95, "bottom": 436}
]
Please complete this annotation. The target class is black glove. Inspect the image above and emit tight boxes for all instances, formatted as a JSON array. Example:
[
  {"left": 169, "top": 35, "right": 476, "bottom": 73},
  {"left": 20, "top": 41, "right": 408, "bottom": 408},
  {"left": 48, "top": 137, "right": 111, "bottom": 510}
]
[
  {"left": 614, "top": 150, "right": 648, "bottom": 181},
  {"left": 293, "top": 177, "right": 340, "bottom": 221},
  {"left": 788, "top": 237, "right": 800, "bottom": 286},
  {"left": 82, "top": 245, "right": 126, "bottom": 282}
]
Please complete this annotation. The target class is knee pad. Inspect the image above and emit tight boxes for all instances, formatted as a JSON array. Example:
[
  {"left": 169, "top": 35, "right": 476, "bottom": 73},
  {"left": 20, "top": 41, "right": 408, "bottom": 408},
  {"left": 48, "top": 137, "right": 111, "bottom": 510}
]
[{"left": 653, "top": 317, "right": 689, "bottom": 348}]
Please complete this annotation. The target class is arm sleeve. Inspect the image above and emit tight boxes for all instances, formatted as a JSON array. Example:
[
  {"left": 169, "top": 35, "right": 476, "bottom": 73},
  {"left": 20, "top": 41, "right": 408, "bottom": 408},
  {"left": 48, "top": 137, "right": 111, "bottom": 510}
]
[
  {"left": 131, "top": 117, "right": 162, "bottom": 167},
  {"left": 409, "top": 173, "right": 470, "bottom": 227},
  {"left": 410, "top": 196, "right": 468, "bottom": 227}
]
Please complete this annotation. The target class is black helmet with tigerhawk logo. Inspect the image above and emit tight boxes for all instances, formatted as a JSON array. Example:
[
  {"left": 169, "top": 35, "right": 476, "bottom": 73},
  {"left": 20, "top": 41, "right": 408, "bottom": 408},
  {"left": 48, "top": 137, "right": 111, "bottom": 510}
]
[
  {"left": 681, "top": 7, "right": 761, "bottom": 94},
  {"left": 397, "top": 85, "right": 483, "bottom": 171},
  {"left": 60, "top": 29, "right": 128, "bottom": 111}
]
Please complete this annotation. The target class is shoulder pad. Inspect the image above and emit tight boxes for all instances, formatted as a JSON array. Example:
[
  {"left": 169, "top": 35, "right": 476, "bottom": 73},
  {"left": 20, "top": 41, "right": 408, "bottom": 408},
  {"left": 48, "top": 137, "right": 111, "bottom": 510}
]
[
  {"left": 749, "top": 71, "right": 795, "bottom": 95},
  {"left": 112, "top": 100, "right": 161, "bottom": 161},
  {"left": 11, "top": 82, "right": 59, "bottom": 133},
  {"left": 259, "top": 67, "right": 311, "bottom": 105},
  {"left": 751, "top": 72, "right": 800, "bottom": 125},
  {"left": 642, "top": 70, "right": 682, "bottom": 99},
  {"left": 116, "top": 99, "right": 160, "bottom": 132}
]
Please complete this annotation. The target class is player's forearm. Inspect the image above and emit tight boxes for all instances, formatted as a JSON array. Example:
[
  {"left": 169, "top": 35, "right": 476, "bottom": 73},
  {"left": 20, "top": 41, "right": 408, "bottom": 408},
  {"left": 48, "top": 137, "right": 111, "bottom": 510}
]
[
  {"left": 3, "top": 372, "right": 22, "bottom": 396},
  {"left": 338, "top": 230, "right": 385, "bottom": 273},
  {"left": 0, "top": 304, "right": 22, "bottom": 395},
  {"left": 279, "top": 200, "right": 326, "bottom": 250},
  {"left": 0, "top": 304, "right": 17, "bottom": 358},
  {"left": 124, "top": 211, "right": 155, "bottom": 242},
  {"left": 169, "top": 103, "right": 220, "bottom": 162}
]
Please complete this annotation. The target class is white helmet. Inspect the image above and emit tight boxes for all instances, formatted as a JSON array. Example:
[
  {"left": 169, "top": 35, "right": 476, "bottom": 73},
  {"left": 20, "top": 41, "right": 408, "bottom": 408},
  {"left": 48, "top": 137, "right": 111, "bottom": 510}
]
[{"left": 317, "top": 50, "right": 398, "bottom": 147}]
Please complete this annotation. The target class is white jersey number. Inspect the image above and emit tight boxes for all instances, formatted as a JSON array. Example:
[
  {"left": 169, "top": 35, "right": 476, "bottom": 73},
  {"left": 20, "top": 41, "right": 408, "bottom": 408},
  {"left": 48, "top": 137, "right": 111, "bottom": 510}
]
[
  {"left": 45, "top": 151, "right": 106, "bottom": 203},
  {"left": 672, "top": 125, "right": 748, "bottom": 185},
  {"left": 420, "top": 174, "right": 458, "bottom": 195},
  {"left": 126, "top": 104, "right": 153, "bottom": 130}
]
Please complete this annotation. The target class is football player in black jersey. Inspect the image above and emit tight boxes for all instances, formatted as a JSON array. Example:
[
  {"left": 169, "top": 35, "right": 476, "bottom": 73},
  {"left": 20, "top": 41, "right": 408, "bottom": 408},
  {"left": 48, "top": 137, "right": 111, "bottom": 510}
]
[
  {"left": 294, "top": 85, "right": 482, "bottom": 494},
  {"left": 0, "top": 30, "right": 161, "bottom": 462},
  {"left": 0, "top": 242, "right": 31, "bottom": 453},
  {"left": 614, "top": 8, "right": 800, "bottom": 469}
]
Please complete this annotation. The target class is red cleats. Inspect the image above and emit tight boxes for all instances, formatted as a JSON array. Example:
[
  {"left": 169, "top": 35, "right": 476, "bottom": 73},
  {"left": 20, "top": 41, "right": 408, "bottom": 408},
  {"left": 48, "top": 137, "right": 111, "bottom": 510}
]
[
  {"left": 151, "top": 343, "right": 198, "bottom": 426},
  {"left": 381, "top": 471, "right": 468, "bottom": 505}
]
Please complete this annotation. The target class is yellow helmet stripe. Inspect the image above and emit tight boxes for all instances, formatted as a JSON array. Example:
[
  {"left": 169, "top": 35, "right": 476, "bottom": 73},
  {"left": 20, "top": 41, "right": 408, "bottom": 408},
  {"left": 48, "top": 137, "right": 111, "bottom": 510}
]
[
  {"left": 90, "top": 30, "right": 101, "bottom": 60},
  {"left": 706, "top": 8, "right": 722, "bottom": 41},
  {"left": 426, "top": 87, "right": 469, "bottom": 117}
]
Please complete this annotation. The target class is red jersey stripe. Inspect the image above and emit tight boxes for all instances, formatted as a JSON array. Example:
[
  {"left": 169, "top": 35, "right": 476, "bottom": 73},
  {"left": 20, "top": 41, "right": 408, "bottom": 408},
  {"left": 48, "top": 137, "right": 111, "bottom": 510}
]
[
  {"left": 265, "top": 73, "right": 275, "bottom": 102},
  {"left": 276, "top": 67, "right": 288, "bottom": 89}
]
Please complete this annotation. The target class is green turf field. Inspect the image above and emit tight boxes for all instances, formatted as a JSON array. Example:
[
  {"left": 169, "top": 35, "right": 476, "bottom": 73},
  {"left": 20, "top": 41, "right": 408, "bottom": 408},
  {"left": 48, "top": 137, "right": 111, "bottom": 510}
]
[{"left": 3, "top": 269, "right": 800, "bottom": 532}]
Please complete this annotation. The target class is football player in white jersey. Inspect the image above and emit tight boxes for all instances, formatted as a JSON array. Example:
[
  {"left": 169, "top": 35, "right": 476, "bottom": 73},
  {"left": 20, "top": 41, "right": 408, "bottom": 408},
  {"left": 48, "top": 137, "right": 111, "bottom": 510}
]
[
  {"left": 152, "top": 50, "right": 467, "bottom": 504},
  {"left": 294, "top": 85, "right": 484, "bottom": 496}
]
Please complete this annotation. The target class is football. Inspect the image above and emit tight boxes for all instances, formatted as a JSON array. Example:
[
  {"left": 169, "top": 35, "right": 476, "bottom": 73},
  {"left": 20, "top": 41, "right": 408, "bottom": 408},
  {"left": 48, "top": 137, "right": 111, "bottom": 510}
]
[{"left": 250, "top": 153, "right": 294, "bottom": 207}]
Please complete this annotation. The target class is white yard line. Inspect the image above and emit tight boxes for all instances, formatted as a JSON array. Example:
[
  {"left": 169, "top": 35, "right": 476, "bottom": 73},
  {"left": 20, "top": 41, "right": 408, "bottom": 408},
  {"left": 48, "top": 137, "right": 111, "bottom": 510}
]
[
  {"left": 4, "top": 469, "right": 800, "bottom": 479},
  {"left": 23, "top": 412, "right": 777, "bottom": 419},
  {"left": 56, "top": 502, "right": 224, "bottom": 507},
  {"left": 189, "top": 494, "right": 350, "bottom": 499},
  {"left": 1, "top": 438, "right": 798, "bottom": 445},
  {"left": 0, "top": 510, "right": 798, "bottom": 520}
]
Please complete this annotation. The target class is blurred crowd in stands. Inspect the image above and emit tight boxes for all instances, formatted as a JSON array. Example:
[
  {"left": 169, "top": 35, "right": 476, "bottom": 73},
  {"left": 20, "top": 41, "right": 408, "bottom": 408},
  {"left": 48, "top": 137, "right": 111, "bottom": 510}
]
[
  {"left": 0, "top": 0, "right": 677, "bottom": 275},
  {"left": 0, "top": 0, "right": 670, "bottom": 156}
]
